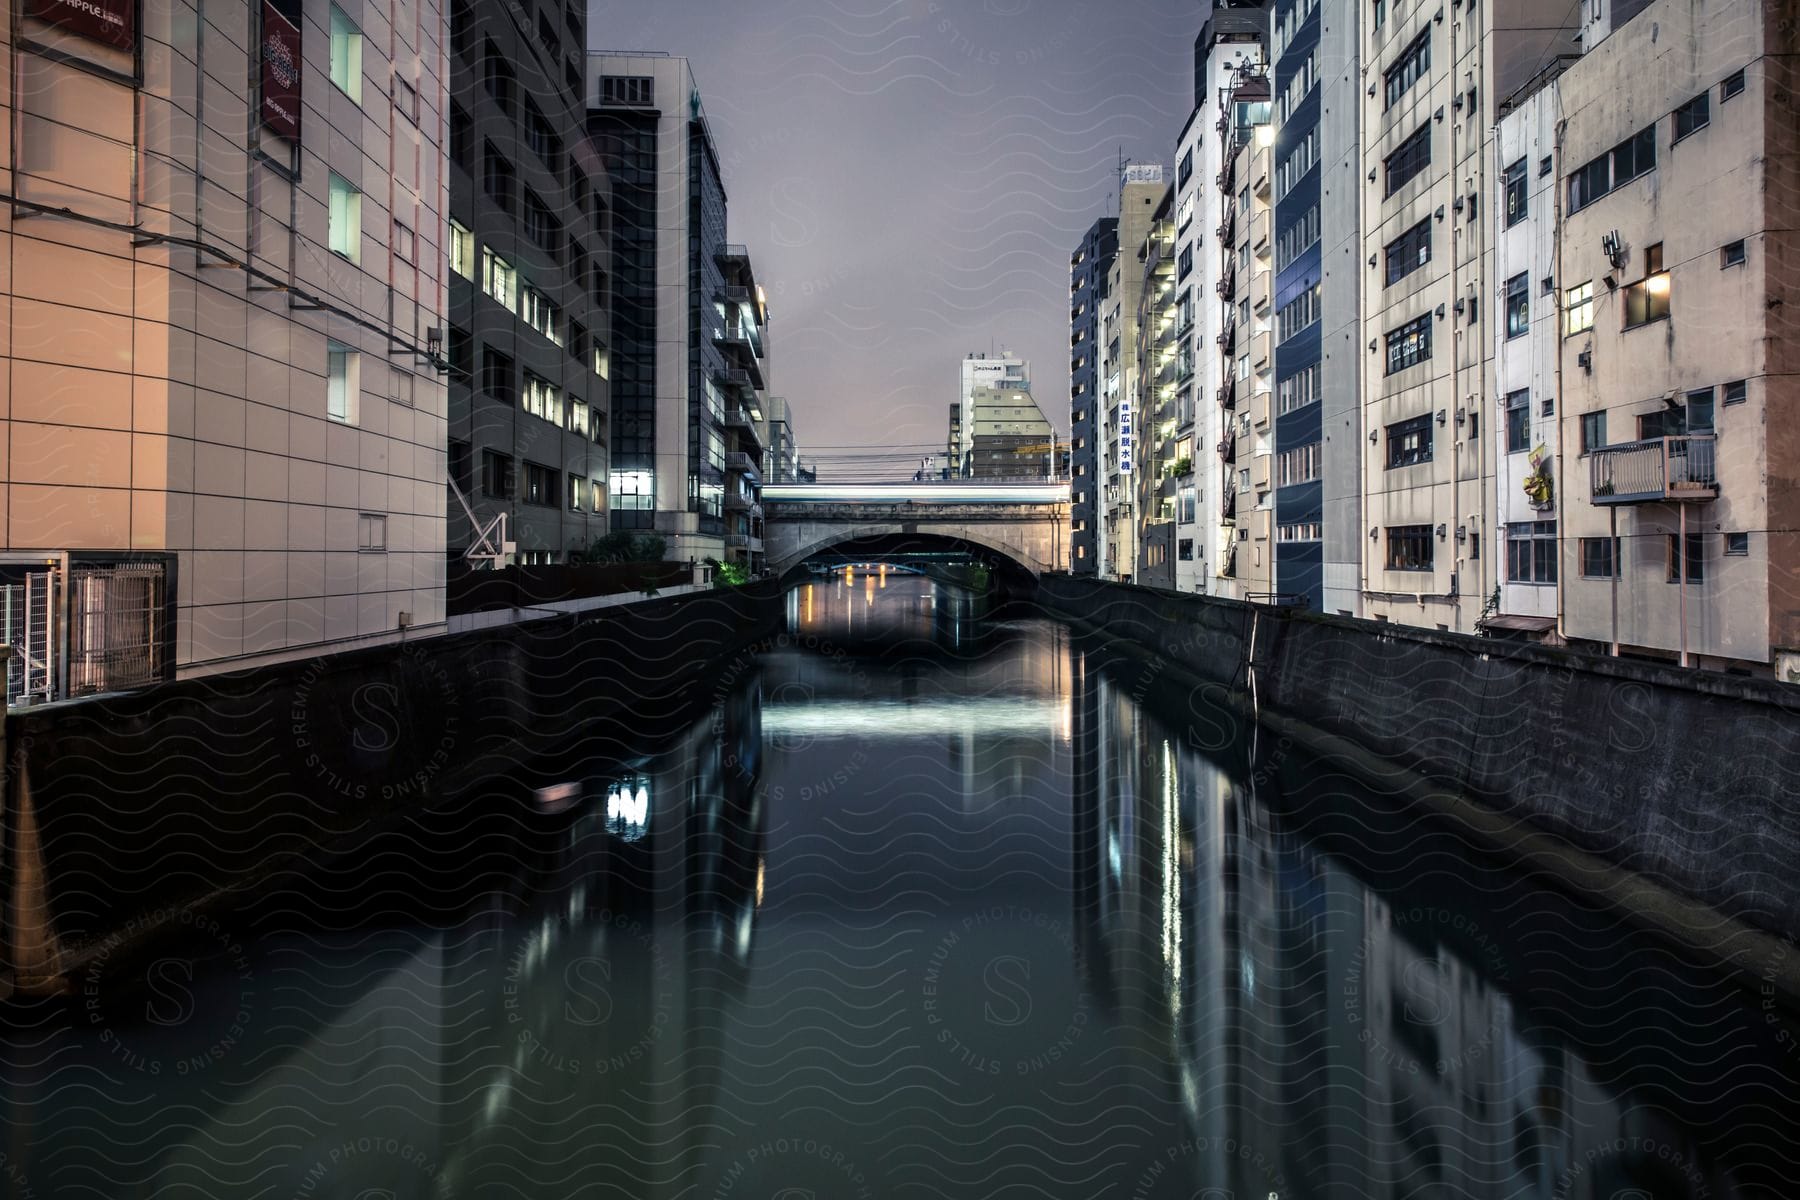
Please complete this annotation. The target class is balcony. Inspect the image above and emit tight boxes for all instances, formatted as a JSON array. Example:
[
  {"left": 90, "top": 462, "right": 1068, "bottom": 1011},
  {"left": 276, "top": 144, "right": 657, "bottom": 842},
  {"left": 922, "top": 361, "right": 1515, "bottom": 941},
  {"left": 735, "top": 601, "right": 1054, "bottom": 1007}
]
[
  {"left": 1252, "top": 145, "right": 1271, "bottom": 198},
  {"left": 726, "top": 450, "right": 761, "bottom": 479},
  {"left": 1217, "top": 379, "right": 1236, "bottom": 411},
  {"left": 1250, "top": 209, "right": 1272, "bottom": 255},
  {"left": 1251, "top": 330, "right": 1271, "bottom": 368},
  {"left": 1250, "top": 269, "right": 1272, "bottom": 315},
  {"left": 725, "top": 491, "right": 761, "bottom": 516},
  {"left": 726, "top": 532, "right": 764, "bottom": 553},
  {"left": 715, "top": 243, "right": 750, "bottom": 268},
  {"left": 718, "top": 367, "right": 754, "bottom": 394},
  {"left": 1589, "top": 435, "right": 1718, "bottom": 504},
  {"left": 1215, "top": 266, "right": 1238, "bottom": 301},
  {"left": 1216, "top": 325, "right": 1237, "bottom": 357},
  {"left": 725, "top": 407, "right": 766, "bottom": 450}
]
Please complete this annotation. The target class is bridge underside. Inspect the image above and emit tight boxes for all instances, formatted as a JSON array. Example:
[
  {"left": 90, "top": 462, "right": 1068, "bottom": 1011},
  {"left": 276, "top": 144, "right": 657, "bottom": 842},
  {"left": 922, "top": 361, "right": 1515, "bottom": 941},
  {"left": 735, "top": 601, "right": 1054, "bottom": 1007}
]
[{"left": 771, "top": 531, "right": 1040, "bottom": 593}]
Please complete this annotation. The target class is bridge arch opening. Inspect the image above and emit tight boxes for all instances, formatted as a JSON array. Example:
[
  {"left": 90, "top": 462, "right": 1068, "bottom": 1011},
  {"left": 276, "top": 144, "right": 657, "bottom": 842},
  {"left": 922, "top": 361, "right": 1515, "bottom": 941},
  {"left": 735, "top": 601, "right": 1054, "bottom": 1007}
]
[{"left": 773, "top": 531, "right": 1040, "bottom": 597}]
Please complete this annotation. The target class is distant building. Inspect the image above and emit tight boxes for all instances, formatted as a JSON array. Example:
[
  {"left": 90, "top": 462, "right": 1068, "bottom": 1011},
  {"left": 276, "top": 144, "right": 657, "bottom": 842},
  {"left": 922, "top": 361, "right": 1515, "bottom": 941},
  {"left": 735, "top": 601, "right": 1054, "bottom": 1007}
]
[
  {"left": 1069, "top": 219, "right": 1118, "bottom": 576},
  {"left": 1101, "top": 172, "right": 1171, "bottom": 580},
  {"left": 1133, "top": 183, "right": 1179, "bottom": 589},
  {"left": 963, "top": 384, "right": 1056, "bottom": 479},
  {"left": 955, "top": 352, "right": 1029, "bottom": 471}
]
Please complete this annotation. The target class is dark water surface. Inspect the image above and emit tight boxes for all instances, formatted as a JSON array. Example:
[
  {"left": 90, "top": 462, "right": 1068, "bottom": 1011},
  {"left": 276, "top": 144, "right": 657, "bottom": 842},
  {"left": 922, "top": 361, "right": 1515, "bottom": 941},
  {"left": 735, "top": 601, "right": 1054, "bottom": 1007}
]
[{"left": 4, "top": 575, "right": 1798, "bottom": 1198}]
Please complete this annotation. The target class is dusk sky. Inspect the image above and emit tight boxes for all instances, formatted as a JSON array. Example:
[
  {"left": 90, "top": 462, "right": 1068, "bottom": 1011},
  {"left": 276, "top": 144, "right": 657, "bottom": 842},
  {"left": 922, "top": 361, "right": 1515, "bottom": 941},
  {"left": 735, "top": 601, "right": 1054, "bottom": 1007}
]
[{"left": 588, "top": 0, "right": 1199, "bottom": 473}]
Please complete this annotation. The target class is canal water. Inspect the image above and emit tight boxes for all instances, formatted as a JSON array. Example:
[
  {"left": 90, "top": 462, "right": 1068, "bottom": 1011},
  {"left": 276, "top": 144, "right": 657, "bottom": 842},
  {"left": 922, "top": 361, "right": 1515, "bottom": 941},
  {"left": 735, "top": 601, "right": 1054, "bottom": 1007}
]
[{"left": 3, "top": 574, "right": 1798, "bottom": 1198}]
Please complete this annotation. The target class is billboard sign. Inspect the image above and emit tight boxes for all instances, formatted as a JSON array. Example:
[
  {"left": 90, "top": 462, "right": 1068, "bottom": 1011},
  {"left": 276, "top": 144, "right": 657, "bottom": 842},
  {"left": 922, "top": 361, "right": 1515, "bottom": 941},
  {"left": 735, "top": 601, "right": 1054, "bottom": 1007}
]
[
  {"left": 26, "top": 0, "right": 134, "bottom": 50},
  {"left": 260, "top": 0, "right": 303, "bottom": 141}
]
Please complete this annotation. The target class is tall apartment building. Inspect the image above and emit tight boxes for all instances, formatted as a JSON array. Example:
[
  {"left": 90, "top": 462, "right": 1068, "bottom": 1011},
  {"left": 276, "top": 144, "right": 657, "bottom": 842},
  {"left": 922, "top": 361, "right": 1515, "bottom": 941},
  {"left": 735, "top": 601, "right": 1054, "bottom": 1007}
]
[
  {"left": 1099, "top": 171, "right": 1169, "bottom": 580},
  {"left": 1134, "top": 184, "right": 1179, "bottom": 589},
  {"left": 955, "top": 351, "right": 1029, "bottom": 472},
  {"left": 1357, "top": 0, "right": 1577, "bottom": 630},
  {"left": 1218, "top": 76, "right": 1277, "bottom": 600},
  {"left": 1554, "top": 0, "right": 1797, "bottom": 674},
  {"left": 1270, "top": 0, "right": 1362, "bottom": 613},
  {"left": 447, "top": 0, "right": 609, "bottom": 568},
  {"left": 1488, "top": 74, "right": 1566, "bottom": 640},
  {"left": 1069, "top": 218, "right": 1117, "bottom": 575},
  {"left": 962, "top": 384, "right": 1056, "bottom": 479},
  {"left": 0, "top": 0, "right": 449, "bottom": 693},
  {"left": 588, "top": 55, "right": 770, "bottom": 572}
]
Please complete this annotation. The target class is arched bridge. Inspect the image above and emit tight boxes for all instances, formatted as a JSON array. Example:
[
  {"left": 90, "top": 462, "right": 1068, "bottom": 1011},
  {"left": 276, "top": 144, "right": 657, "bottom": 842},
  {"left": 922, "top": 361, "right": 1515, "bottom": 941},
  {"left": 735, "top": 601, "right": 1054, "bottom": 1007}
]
[{"left": 761, "top": 483, "right": 1071, "bottom": 578}]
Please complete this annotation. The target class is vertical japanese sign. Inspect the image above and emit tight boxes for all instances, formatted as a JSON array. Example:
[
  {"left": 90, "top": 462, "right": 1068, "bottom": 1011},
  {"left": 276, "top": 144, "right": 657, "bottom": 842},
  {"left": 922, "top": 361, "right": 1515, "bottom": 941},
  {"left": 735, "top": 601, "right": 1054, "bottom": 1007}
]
[
  {"left": 260, "top": 0, "right": 302, "bottom": 142},
  {"left": 26, "top": 0, "right": 135, "bottom": 50},
  {"left": 1118, "top": 387, "right": 1134, "bottom": 475}
]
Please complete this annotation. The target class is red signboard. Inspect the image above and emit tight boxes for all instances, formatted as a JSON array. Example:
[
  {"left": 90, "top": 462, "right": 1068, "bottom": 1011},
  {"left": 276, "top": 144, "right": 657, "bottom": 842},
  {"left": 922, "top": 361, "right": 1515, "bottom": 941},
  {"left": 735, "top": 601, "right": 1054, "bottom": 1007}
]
[
  {"left": 25, "top": 0, "right": 135, "bottom": 50},
  {"left": 259, "top": 0, "right": 302, "bottom": 142}
]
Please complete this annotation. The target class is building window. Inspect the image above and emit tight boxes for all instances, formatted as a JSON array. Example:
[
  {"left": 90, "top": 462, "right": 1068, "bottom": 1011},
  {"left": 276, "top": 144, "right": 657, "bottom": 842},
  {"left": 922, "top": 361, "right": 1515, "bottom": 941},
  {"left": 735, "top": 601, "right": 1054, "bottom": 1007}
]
[
  {"left": 1504, "top": 158, "right": 1527, "bottom": 226},
  {"left": 450, "top": 104, "right": 471, "bottom": 167},
  {"left": 520, "top": 286, "right": 563, "bottom": 345},
  {"left": 523, "top": 462, "right": 559, "bottom": 507},
  {"left": 357, "top": 513, "right": 387, "bottom": 552},
  {"left": 329, "top": 5, "right": 362, "bottom": 103},
  {"left": 522, "top": 373, "right": 562, "bottom": 425},
  {"left": 1505, "top": 273, "right": 1529, "bottom": 338},
  {"left": 1384, "top": 124, "right": 1432, "bottom": 196},
  {"left": 1384, "top": 313, "right": 1432, "bottom": 374},
  {"left": 1564, "top": 280, "right": 1594, "bottom": 335},
  {"left": 1724, "top": 531, "right": 1749, "bottom": 556},
  {"left": 1623, "top": 242, "right": 1670, "bottom": 328},
  {"left": 1177, "top": 245, "right": 1193, "bottom": 280},
  {"left": 481, "top": 451, "right": 514, "bottom": 499},
  {"left": 483, "top": 45, "right": 515, "bottom": 113},
  {"left": 1275, "top": 205, "right": 1320, "bottom": 271},
  {"left": 1506, "top": 521, "right": 1557, "bottom": 584},
  {"left": 522, "top": 190, "right": 562, "bottom": 255},
  {"left": 1372, "top": 0, "right": 1385, "bottom": 27},
  {"left": 599, "top": 75, "right": 654, "bottom": 105},
  {"left": 327, "top": 174, "right": 361, "bottom": 261},
  {"left": 1666, "top": 533, "right": 1705, "bottom": 583},
  {"left": 1723, "top": 379, "right": 1747, "bottom": 406},
  {"left": 1278, "top": 522, "right": 1322, "bottom": 542},
  {"left": 1505, "top": 389, "right": 1530, "bottom": 453},
  {"left": 326, "top": 344, "right": 357, "bottom": 423},
  {"left": 480, "top": 248, "right": 516, "bottom": 311},
  {"left": 611, "top": 469, "right": 653, "bottom": 510},
  {"left": 1385, "top": 413, "right": 1433, "bottom": 468},
  {"left": 392, "top": 220, "right": 414, "bottom": 265},
  {"left": 569, "top": 475, "right": 584, "bottom": 511},
  {"left": 1567, "top": 124, "right": 1656, "bottom": 213},
  {"left": 1720, "top": 69, "right": 1744, "bottom": 101},
  {"left": 568, "top": 400, "right": 590, "bottom": 439},
  {"left": 1277, "top": 284, "right": 1321, "bottom": 343},
  {"left": 1673, "top": 91, "right": 1710, "bottom": 141},
  {"left": 1579, "top": 411, "right": 1606, "bottom": 455},
  {"left": 1539, "top": 155, "right": 1553, "bottom": 177},
  {"left": 590, "top": 479, "right": 607, "bottom": 511},
  {"left": 1580, "top": 536, "right": 1620, "bottom": 578},
  {"left": 1384, "top": 30, "right": 1430, "bottom": 110},
  {"left": 483, "top": 144, "right": 514, "bottom": 212},
  {"left": 1384, "top": 218, "right": 1431, "bottom": 286},
  {"left": 1177, "top": 538, "right": 1194, "bottom": 561},
  {"left": 1178, "top": 148, "right": 1193, "bottom": 188},
  {"left": 1386, "top": 525, "right": 1434, "bottom": 572},
  {"left": 1721, "top": 239, "right": 1746, "bottom": 267},
  {"left": 449, "top": 220, "right": 473, "bottom": 278},
  {"left": 1276, "top": 442, "right": 1321, "bottom": 486},
  {"left": 481, "top": 347, "right": 515, "bottom": 404},
  {"left": 1277, "top": 363, "right": 1321, "bottom": 414}
]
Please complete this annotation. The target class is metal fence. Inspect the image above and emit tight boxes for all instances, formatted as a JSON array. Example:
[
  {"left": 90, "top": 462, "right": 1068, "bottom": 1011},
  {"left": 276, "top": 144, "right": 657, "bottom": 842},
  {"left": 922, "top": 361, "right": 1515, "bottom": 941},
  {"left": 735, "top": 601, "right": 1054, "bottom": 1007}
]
[{"left": 2, "top": 560, "right": 167, "bottom": 706}]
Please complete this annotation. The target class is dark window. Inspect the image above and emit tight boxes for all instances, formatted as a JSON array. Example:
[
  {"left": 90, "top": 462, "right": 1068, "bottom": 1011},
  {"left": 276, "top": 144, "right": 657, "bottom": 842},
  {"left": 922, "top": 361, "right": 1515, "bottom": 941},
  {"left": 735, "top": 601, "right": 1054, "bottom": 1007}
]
[
  {"left": 1178, "top": 149, "right": 1194, "bottom": 188},
  {"left": 483, "top": 43, "right": 514, "bottom": 113},
  {"left": 1385, "top": 124, "right": 1432, "bottom": 196},
  {"left": 449, "top": 439, "right": 472, "bottom": 494},
  {"left": 1384, "top": 313, "right": 1432, "bottom": 374},
  {"left": 1504, "top": 158, "right": 1527, "bottom": 226},
  {"left": 1385, "top": 30, "right": 1430, "bottom": 109},
  {"left": 481, "top": 347, "right": 515, "bottom": 404},
  {"left": 1721, "top": 70, "right": 1744, "bottom": 101},
  {"left": 1685, "top": 387, "right": 1715, "bottom": 432},
  {"left": 1723, "top": 379, "right": 1747, "bottom": 406},
  {"left": 1470, "top": 531, "right": 1479, "bottom": 560},
  {"left": 446, "top": 324, "right": 472, "bottom": 380},
  {"left": 523, "top": 462, "right": 559, "bottom": 507},
  {"left": 1721, "top": 239, "right": 1746, "bottom": 267},
  {"left": 1580, "top": 536, "right": 1620, "bottom": 578},
  {"left": 1666, "top": 533, "right": 1705, "bottom": 583},
  {"left": 1541, "top": 395, "right": 1555, "bottom": 417},
  {"left": 1386, "top": 413, "right": 1433, "bottom": 468},
  {"left": 1507, "top": 521, "right": 1557, "bottom": 584},
  {"left": 1386, "top": 525, "right": 1434, "bottom": 572},
  {"left": 1505, "top": 389, "right": 1530, "bottom": 452},
  {"left": 1384, "top": 218, "right": 1432, "bottom": 286},
  {"left": 1177, "top": 538, "right": 1194, "bottom": 561},
  {"left": 1579, "top": 411, "right": 1606, "bottom": 454},
  {"left": 449, "top": 104, "right": 471, "bottom": 168},
  {"left": 1539, "top": 155, "right": 1552, "bottom": 177},
  {"left": 1725, "top": 532, "right": 1749, "bottom": 556},
  {"left": 1567, "top": 124, "right": 1656, "bottom": 212},
  {"left": 1505, "top": 273, "right": 1529, "bottom": 338},
  {"left": 1673, "top": 91, "right": 1710, "bottom": 140},
  {"left": 599, "top": 75, "right": 654, "bottom": 105},
  {"left": 536, "top": 10, "right": 560, "bottom": 59},
  {"left": 481, "top": 450, "right": 513, "bottom": 499},
  {"left": 1177, "top": 245, "right": 1193, "bottom": 280},
  {"left": 483, "top": 143, "right": 514, "bottom": 212},
  {"left": 522, "top": 190, "right": 562, "bottom": 255}
]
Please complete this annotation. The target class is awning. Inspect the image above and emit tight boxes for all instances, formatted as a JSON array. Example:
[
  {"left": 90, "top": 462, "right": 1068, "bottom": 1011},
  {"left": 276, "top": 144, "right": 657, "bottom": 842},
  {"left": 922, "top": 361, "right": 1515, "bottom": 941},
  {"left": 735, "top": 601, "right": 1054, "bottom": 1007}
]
[{"left": 1478, "top": 613, "right": 1558, "bottom": 633}]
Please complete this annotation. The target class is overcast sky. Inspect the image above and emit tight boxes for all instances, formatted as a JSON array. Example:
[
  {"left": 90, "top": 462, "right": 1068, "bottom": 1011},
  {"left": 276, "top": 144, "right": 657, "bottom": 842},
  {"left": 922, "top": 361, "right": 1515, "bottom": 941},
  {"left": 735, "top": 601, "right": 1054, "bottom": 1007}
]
[{"left": 587, "top": 0, "right": 1198, "bottom": 471}]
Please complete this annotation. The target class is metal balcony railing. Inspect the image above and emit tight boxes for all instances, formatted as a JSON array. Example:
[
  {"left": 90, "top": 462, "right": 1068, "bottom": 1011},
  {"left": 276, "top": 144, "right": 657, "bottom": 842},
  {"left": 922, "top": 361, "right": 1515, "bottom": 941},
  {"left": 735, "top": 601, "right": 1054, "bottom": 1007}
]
[
  {"left": 1589, "top": 435, "right": 1718, "bottom": 504},
  {"left": 726, "top": 450, "right": 760, "bottom": 477}
]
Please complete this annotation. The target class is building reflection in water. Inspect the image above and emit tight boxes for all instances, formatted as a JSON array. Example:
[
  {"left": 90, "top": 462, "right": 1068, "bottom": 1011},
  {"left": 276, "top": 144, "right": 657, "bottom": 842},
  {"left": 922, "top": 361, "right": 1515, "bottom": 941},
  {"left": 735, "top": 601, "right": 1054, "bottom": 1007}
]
[{"left": 1, "top": 575, "right": 1794, "bottom": 1197}]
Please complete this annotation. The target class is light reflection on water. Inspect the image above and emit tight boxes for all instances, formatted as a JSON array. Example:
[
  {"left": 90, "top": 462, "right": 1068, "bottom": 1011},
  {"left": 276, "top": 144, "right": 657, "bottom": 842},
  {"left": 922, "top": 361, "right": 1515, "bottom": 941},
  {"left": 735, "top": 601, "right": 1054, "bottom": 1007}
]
[{"left": 0, "top": 575, "right": 1795, "bottom": 1198}]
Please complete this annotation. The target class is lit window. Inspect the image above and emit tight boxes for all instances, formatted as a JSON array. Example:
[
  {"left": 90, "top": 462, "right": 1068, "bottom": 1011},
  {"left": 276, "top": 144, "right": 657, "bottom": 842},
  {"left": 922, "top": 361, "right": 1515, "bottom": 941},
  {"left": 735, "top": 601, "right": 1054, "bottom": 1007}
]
[
  {"left": 327, "top": 343, "right": 357, "bottom": 424},
  {"left": 449, "top": 220, "right": 474, "bottom": 278},
  {"left": 329, "top": 5, "right": 362, "bottom": 103},
  {"left": 480, "top": 247, "right": 516, "bottom": 311},
  {"left": 1623, "top": 243, "right": 1670, "bottom": 328},
  {"left": 328, "top": 173, "right": 361, "bottom": 262},
  {"left": 1563, "top": 281, "right": 1594, "bottom": 335},
  {"left": 1505, "top": 273, "right": 1529, "bottom": 338}
]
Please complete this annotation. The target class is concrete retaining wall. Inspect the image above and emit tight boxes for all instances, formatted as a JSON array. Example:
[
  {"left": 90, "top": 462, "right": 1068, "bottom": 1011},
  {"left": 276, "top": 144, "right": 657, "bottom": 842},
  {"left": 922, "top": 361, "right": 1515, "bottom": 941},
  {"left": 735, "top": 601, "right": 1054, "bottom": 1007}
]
[
  {"left": 1038, "top": 575, "right": 1800, "bottom": 941},
  {"left": 3, "top": 582, "right": 783, "bottom": 991}
]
